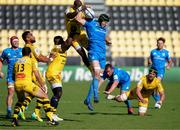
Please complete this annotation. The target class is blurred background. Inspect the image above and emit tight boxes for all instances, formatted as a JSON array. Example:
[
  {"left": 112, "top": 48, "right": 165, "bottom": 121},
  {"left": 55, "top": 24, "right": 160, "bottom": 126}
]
[{"left": 0, "top": 0, "right": 180, "bottom": 67}]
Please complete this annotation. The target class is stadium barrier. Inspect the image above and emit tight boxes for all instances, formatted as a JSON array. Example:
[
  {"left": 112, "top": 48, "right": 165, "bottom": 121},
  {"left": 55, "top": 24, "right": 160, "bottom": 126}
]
[{"left": 1, "top": 65, "right": 180, "bottom": 83}]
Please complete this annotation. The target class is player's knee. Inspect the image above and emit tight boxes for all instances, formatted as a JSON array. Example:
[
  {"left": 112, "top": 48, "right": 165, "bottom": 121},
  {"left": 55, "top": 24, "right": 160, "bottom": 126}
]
[
  {"left": 120, "top": 93, "right": 128, "bottom": 101},
  {"left": 93, "top": 69, "right": 101, "bottom": 79},
  {"left": 115, "top": 93, "right": 128, "bottom": 102},
  {"left": 8, "top": 88, "right": 15, "bottom": 96},
  {"left": 138, "top": 106, "right": 147, "bottom": 115}
]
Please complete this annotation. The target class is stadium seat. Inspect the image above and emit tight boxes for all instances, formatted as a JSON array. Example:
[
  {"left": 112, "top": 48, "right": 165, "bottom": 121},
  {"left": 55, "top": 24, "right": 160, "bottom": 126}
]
[
  {"left": 155, "top": 31, "right": 163, "bottom": 38},
  {"left": 140, "top": 31, "right": 148, "bottom": 39}
]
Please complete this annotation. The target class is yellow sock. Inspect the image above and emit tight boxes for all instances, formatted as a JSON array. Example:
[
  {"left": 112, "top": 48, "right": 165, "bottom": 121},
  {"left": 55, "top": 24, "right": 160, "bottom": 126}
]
[{"left": 35, "top": 98, "right": 43, "bottom": 116}]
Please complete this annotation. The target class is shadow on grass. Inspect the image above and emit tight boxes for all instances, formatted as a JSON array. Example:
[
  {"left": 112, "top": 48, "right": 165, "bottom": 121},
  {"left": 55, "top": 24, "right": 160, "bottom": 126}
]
[
  {"left": 72, "top": 112, "right": 139, "bottom": 116},
  {"left": 63, "top": 118, "right": 82, "bottom": 122}
]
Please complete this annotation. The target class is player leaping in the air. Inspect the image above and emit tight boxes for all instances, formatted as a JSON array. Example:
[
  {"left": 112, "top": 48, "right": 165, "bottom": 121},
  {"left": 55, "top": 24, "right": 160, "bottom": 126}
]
[
  {"left": 76, "top": 12, "right": 111, "bottom": 111},
  {"left": 46, "top": 36, "right": 72, "bottom": 121},
  {"left": 65, "top": 0, "right": 92, "bottom": 70}
]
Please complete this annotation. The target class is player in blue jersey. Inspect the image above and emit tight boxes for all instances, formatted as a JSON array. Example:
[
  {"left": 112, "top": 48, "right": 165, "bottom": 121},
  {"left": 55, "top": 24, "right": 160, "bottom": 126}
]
[
  {"left": 100, "top": 63, "right": 134, "bottom": 114},
  {"left": 148, "top": 37, "right": 172, "bottom": 108},
  {"left": 0, "top": 36, "right": 22, "bottom": 118},
  {"left": 76, "top": 13, "right": 111, "bottom": 111}
]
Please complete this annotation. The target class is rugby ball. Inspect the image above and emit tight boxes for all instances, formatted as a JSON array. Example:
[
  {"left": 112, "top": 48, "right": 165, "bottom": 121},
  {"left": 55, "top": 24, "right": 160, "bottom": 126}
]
[{"left": 84, "top": 7, "right": 95, "bottom": 19}]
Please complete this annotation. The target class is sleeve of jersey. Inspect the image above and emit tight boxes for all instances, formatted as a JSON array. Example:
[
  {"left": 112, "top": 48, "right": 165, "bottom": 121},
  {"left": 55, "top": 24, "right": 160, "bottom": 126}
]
[
  {"left": 32, "top": 59, "right": 38, "bottom": 71},
  {"left": 137, "top": 77, "right": 144, "bottom": 89},
  {"left": 157, "top": 81, "right": 164, "bottom": 92},
  {"left": 113, "top": 74, "right": 119, "bottom": 82},
  {"left": 32, "top": 47, "right": 41, "bottom": 59}
]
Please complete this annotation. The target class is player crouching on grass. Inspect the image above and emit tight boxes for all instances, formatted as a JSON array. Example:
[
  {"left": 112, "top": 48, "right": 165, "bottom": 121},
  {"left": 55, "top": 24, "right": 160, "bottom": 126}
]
[
  {"left": 12, "top": 47, "right": 59, "bottom": 126},
  {"left": 108, "top": 68, "right": 165, "bottom": 116},
  {"left": 100, "top": 63, "right": 134, "bottom": 114}
]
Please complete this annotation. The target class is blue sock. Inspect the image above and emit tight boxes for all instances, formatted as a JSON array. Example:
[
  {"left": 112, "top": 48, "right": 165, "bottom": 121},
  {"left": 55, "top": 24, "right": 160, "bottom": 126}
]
[
  {"left": 124, "top": 100, "right": 131, "bottom": 108},
  {"left": 93, "top": 77, "right": 99, "bottom": 100},
  {"left": 86, "top": 82, "right": 94, "bottom": 103},
  {"left": 152, "top": 92, "right": 160, "bottom": 102},
  {"left": 7, "top": 107, "right": 12, "bottom": 113}
]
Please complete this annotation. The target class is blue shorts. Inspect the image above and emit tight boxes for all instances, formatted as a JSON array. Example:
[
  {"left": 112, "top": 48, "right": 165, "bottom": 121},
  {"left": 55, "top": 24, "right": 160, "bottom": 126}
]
[
  {"left": 120, "top": 80, "right": 131, "bottom": 91},
  {"left": 157, "top": 69, "right": 165, "bottom": 79},
  {"left": 109, "top": 80, "right": 130, "bottom": 91},
  {"left": 88, "top": 51, "right": 106, "bottom": 69}
]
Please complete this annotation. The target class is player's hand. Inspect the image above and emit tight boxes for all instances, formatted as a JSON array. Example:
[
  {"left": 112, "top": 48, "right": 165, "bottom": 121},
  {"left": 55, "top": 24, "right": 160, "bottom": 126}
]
[
  {"left": 155, "top": 101, "right": 162, "bottom": 109},
  {"left": 106, "top": 94, "right": 115, "bottom": 100},
  {"left": 48, "top": 53, "right": 56, "bottom": 63},
  {"left": 166, "top": 65, "right": 170, "bottom": 70},
  {"left": 140, "top": 98, "right": 148, "bottom": 104},
  {"left": 0, "top": 71, "right": 4, "bottom": 79}
]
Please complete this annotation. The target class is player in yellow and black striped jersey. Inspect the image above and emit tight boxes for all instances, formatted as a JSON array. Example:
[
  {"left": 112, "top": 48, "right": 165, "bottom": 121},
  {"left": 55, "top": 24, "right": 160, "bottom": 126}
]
[
  {"left": 21, "top": 31, "right": 55, "bottom": 122},
  {"left": 46, "top": 36, "right": 71, "bottom": 121},
  {"left": 65, "top": 0, "right": 91, "bottom": 70},
  {"left": 12, "top": 47, "right": 58, "bottom": 126}
]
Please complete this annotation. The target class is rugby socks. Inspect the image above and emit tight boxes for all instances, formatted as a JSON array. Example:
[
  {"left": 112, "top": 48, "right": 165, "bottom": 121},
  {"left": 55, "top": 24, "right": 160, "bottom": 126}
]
[
  {"left": 34, "top": 98, "right": 43, "bottom": 116},
  {"left": 50, "top": 87, "right": 62, "bottom": 113},
  {"left": 43, "top": 98, "right": 53, "bottom": 121},
  {"left": 124, "top": 100, "right": 132, "bottom": 109},
  {"left": 86, "top": 82, "right": 94, "bottom": 103},
  {"left": 13, "top": 102, "right": 22, "bottom": 119},
  {"left": 7, "top": 106, "right": 12, "bottom": 114},
  {"left": 21, "top": 96, "right": 32, "bottom": 112},
  {"left": 50, "top": 96, "right": 58, "bottom": 113},
  {"left": 93, "top": 77, "right": 99, "bottom": 101}
]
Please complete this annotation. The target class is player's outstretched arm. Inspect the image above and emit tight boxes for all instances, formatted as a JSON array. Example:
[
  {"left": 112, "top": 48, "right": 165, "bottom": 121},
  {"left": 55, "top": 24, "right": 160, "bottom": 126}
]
[
  {"left": 166, "top": 59, "right": 172, "bottom": 70},
  {"left": 148, "top": 57, "right": 152, "bottom": 66},
  {"left": 61, "top": 37, "right": 73, "bottom": 52},
  {"left": 38, "top": 54, "right": 54, "bottom": 63},
  {"left": 104, "top": 81, "right": 119, "bottom": 94},
  {"left": 33, "top": 70, "right": 46, "bottom": 92},
  {"left": 136, "top": 87, "right": 147, "bottom": 104},
  {"left": 75, "top": 12, "right": 86, "bottom": 25},
  {"left": 105, "top": 35, "right": 112, "bottom": 46}
]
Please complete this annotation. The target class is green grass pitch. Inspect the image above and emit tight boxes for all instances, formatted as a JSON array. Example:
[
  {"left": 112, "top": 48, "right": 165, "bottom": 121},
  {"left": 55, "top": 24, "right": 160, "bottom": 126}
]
[{"left": 0, "top": 80, "right": 180, "bottom": 129}]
